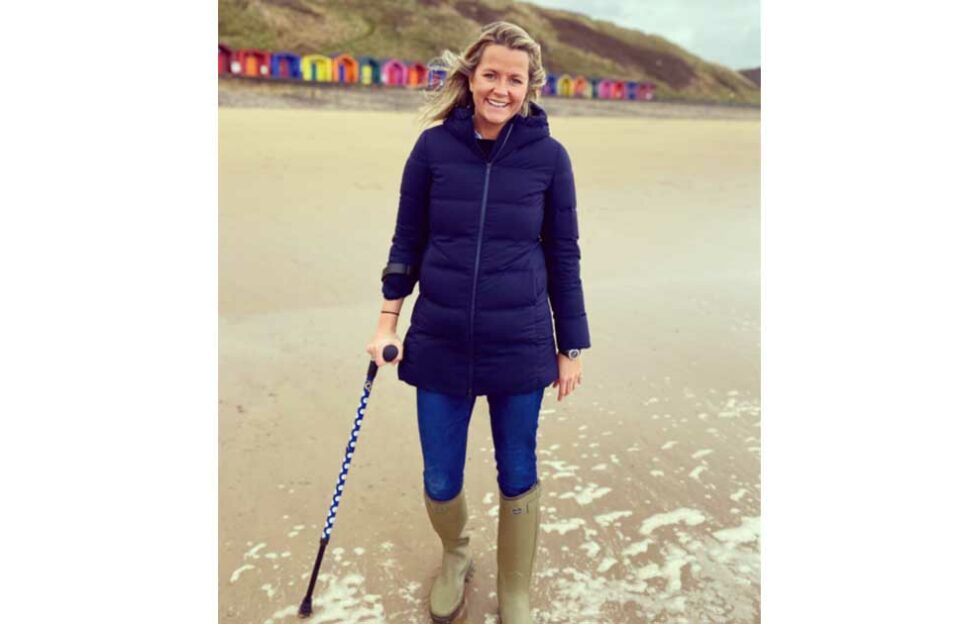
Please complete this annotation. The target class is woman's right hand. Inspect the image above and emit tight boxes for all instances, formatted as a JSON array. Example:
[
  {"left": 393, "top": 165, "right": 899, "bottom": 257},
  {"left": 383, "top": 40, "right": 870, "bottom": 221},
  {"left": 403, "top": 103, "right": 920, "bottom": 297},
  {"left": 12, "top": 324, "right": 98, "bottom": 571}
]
[{"left": 366, "top": 331, "right": 404, "bottom": 367}]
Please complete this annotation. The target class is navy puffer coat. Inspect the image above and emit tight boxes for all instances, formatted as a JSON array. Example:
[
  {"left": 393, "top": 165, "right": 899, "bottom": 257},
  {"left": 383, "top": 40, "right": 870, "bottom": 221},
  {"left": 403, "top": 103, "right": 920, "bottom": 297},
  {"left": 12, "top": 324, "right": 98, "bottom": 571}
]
[{"left": 382, "top": 102, "right": 590, "bottom": 397}]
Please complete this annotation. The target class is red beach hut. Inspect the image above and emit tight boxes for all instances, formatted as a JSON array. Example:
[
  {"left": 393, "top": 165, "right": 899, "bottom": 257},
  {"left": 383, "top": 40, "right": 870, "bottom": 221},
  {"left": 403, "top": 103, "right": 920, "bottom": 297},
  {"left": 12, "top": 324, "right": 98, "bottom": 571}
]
[
  {"left": 382, "top": 59, "right": 406, "bottom": 86},
  {"left": 611, "top": 80, "right": 626, "bottom": 100},
  {"left": 332, "top": 54, "right": 359, "bottom": 83},
  {"left": 218, "top": 44, "right": 232, "bottom": 75},
  {"left": 638, "top": 83, "right": 657, "bottom": 100},
  {"left": 406, "top": 62, "right": 428, "bottom": 87},
  {"left": 233, "top": 49, "right": 270, "bottom": 77}
]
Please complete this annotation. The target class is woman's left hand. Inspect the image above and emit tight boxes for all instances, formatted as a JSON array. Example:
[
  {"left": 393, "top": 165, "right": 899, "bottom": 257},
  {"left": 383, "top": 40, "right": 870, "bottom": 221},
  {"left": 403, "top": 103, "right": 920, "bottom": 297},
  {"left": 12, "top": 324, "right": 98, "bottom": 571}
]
[{"left": 552, "top": 353, "right": 583, "bottom": 401}]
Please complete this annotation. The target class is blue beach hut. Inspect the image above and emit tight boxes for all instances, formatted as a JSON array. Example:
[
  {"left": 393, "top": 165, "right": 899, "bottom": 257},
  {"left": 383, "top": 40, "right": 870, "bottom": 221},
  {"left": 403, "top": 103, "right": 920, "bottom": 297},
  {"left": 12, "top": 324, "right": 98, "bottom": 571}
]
[
  {"left": 270, "top": 52, "right": 302, "bottom": 80},
  {"left": 626, "top": 80, "right": 639, "bottom": 100}
]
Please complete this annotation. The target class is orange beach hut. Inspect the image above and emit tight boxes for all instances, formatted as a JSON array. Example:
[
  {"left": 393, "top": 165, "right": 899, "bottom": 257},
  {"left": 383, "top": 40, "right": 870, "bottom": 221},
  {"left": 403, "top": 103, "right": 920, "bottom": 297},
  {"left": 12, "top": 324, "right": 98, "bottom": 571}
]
[
  {"left": 572, "top": 76, "right": 592, "bottom": 98},
  {"left": 233, "top": 49, "right": 270, "bottom": 77},
  {"left": 406, "top": 62, "right": 428, "bottom": 87},
  {"left": 332, "top": 54, "right": 358, "bottom": 83}
]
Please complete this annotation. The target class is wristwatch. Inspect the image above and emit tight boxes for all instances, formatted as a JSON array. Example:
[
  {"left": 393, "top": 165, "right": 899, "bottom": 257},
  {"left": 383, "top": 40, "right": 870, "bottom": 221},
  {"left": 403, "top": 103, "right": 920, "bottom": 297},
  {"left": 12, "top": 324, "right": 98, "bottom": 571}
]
[{"left": 560, "top": 348, "right": 582, "bottom": 360}]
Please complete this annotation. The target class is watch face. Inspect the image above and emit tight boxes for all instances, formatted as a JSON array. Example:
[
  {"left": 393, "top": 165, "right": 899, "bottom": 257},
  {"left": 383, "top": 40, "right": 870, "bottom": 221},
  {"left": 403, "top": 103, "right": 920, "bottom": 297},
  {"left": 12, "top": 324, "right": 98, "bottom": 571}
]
[{"left": 568, "top": 349, "right": 581, "bottom": 359}]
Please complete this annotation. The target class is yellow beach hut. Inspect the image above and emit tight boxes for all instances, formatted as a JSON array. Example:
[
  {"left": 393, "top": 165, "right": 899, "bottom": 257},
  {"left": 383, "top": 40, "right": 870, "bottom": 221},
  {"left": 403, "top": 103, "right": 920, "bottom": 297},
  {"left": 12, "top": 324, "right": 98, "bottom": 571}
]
[
  {"left": 301, "top": 55, "right": 333, "bottom": 82},
  {"left": 557, "top": 74, "right": 574, "bottom": 97}
]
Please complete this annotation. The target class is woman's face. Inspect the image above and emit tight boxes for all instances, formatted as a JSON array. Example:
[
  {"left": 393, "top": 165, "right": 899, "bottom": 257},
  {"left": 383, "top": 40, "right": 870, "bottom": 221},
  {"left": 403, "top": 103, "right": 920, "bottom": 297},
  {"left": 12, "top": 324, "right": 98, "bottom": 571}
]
[{"left": 468, "top": 44, "right": 530, "bottom": 137}]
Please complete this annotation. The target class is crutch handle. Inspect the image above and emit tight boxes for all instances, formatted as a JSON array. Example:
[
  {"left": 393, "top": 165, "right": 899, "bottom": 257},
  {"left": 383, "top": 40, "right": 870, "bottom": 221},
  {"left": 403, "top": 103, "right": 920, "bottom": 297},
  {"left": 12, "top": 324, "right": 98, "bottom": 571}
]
[{"left": 367, "top": 344, "right": 400, "bottom": 381}]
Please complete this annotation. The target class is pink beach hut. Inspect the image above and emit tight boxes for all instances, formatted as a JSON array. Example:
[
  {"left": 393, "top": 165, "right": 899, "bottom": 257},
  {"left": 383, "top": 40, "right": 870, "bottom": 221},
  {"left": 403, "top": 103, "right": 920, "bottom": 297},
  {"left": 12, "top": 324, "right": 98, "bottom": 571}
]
[
  {"left": 598, "top": 79, "right": 614, "bottom": 99},
  {"left": 382, "top": 59, "right": 406, "bottom": 86},
  {"left": 332, "top": 54, "right": 359, "bottom": 83}
]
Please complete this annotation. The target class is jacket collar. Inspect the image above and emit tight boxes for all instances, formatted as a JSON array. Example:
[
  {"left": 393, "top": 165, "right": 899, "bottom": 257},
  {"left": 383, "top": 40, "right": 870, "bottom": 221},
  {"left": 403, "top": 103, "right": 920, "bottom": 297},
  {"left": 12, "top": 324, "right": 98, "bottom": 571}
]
[{"left": 444, "top": 100, "right": 550, "bottom": 162}]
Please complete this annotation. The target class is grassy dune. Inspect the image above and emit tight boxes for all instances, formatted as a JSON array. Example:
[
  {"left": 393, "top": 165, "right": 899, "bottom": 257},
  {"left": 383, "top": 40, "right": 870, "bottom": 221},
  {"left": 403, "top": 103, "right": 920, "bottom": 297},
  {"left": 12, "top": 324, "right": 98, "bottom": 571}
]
[{"left": 219, "top": 0, "right": 761, "bottom": 105}]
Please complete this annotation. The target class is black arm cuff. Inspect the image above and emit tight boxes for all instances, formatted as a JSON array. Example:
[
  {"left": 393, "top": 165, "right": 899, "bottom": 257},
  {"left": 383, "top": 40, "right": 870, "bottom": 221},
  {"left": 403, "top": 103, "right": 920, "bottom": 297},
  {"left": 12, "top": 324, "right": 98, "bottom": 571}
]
[{"left": 381, "top": 262, "right": 414, "bottom": 281}]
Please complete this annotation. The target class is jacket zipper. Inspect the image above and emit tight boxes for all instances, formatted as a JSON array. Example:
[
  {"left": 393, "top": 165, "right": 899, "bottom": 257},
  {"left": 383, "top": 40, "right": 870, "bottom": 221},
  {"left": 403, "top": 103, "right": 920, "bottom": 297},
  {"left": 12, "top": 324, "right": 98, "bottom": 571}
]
[{"left": 467, "top": 125, "right": 513, "bottom": 397}]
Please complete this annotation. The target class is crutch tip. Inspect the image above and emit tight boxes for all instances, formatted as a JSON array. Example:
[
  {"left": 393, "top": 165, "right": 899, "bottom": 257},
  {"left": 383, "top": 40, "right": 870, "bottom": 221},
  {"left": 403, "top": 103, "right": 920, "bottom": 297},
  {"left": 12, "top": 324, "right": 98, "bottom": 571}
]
[{"left": 298, "top": 597, "right": 313, "bottom": 618}]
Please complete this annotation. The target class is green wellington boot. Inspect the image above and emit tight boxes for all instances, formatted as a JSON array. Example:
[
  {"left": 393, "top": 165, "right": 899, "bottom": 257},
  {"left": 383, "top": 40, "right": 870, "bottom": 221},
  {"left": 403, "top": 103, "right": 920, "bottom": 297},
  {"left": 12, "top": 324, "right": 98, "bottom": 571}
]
[
  {"left": 424, "top": 490, "right": 475, "bottom": 623},
  {"left": 497, "top": 482, "right": 542, "bottom": 624}
]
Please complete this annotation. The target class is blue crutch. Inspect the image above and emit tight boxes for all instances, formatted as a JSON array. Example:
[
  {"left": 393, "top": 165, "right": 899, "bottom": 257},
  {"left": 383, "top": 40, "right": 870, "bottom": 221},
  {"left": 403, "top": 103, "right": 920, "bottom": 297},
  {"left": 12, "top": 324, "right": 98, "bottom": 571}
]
[{"left": 298, "top": 344, "right": 399, "bottom": 618}]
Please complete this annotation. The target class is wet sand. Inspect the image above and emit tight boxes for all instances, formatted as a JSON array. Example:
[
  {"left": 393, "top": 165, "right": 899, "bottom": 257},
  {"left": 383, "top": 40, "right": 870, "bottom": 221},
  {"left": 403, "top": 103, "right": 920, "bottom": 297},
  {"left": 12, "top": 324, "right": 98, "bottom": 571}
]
[{"left": 219, "top": 108, "right": 760, "bottom": 623}]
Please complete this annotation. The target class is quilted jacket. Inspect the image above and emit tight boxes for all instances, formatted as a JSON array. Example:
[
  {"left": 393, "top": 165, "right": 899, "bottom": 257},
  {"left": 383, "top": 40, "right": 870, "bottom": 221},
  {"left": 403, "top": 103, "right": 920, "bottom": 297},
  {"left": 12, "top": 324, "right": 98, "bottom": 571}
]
[{"left": 382, "top": 101, "right": 590, "bottom": 397}]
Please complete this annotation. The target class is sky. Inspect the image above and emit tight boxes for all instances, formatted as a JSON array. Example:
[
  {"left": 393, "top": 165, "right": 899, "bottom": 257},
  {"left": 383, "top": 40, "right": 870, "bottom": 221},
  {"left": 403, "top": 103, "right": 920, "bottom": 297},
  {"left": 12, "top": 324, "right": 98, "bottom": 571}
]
[{"left": 526, "top": 0, "right": 761, "bottom": 69}]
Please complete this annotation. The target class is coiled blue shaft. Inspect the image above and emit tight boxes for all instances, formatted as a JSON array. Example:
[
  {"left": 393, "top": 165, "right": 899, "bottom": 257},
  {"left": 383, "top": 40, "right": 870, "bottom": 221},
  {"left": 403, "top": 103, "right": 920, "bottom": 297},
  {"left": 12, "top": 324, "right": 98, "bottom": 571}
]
[{"left": 320, "top": 377, "right": 373, "bottom": 540}]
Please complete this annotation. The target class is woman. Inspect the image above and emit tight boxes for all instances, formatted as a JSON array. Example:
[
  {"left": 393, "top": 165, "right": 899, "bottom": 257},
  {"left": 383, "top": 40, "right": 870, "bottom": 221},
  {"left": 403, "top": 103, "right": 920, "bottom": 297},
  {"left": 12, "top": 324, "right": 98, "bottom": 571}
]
[{"left": 366, "top": 22, "right": 590, "bottom": 624}]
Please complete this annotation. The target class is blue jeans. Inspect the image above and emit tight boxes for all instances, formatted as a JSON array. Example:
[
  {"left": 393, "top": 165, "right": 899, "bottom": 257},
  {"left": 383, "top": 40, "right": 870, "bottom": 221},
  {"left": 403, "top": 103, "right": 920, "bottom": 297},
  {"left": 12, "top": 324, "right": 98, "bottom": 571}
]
[{"left": 417, "top": 386, "right": 545, "bottom": 502}]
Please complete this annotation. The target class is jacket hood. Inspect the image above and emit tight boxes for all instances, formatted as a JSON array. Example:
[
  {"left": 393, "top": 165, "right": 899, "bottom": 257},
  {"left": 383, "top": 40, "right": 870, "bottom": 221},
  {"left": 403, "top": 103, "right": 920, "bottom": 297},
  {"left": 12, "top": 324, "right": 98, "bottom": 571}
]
[{"left": 443, "top": 100, "right": 551, "bottom": 161}]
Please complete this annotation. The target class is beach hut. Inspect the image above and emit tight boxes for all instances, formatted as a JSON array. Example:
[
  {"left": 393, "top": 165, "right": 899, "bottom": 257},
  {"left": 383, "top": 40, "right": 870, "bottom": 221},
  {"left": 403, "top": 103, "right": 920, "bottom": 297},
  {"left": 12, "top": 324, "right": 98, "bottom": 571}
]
[
  {"left": 589, "top": 77, "right": 602, "bottom": 98},
  {"left": 382, "top": 59, "right": 406, "bottom": 86},
  {"left": 543, "top": 73, "right": 556, "bottom": 96},
  {"left": 301, "top": 54, "right": 332, "bottom": 82},
  {"left": 572, "top": 76, "right": 592, "bottom": 98},
  {"left": 359, "top": 57, "right": 381, "bottom": 85},
  {"left": 638, "top": 82, "right": 657, "bottom": 101},
  {"left": 218, "top": 44, "right": 232, "bottom": 75},
  {"left": 270, "top": 52, "right": 302, "bottom": 80},
  {"left": 427, "top": 58, "right": 448, "bottom": 90},
  {"left": 625, "top": 81, "right": 639, "bottom": 100},
  {"left": 611, "top": 80, "right": 626, "bottom": 100},
  {"left": 332, "top": 54, "right": 359, "bottom": 83},
  {"left": 598, "top": 79, "right": 614, "bottom": 99},
  {"left": 406, "top": 62, "right": 428, "bottom": 87},
  {"left": 233, "top": 49, "right": 271, "bottom": 77},
  {"left": 557, "top": 74, "right": 574, "bottom": 97}
]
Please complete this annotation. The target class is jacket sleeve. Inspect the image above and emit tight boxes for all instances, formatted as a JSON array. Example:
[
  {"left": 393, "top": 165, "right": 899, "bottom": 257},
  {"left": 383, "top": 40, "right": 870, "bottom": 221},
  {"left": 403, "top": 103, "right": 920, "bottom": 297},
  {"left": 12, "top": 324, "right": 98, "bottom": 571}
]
[
  {"left": 382, "top": 131, "right": 431, "bottom": 300},
  {"left": 541, "top": 142, "right": 591, "bottom": 351}
]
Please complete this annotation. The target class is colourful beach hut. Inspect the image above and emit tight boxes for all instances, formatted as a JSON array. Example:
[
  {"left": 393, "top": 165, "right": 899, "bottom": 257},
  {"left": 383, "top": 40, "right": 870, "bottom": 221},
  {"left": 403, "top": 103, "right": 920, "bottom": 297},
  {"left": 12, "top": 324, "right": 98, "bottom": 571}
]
[
  {"left": 359, "top": 57, "right": 381, "bottom": 85},
  {"left": 406, "top": 62, "right": 428, "bottom": 87},
  {"left": 638, "top": 83, "right": 657, "bottom": 100},
  {"left": 589, "top": 77, "right": 602, "bottom": 98},
  {"left": 543, "top": 74, "right": 556, "bottom": 96},
  {"left": 270, "top": 52, "right": 302, "bottom": 80},
  {"left": 218, "top": 44, "right": 232, "bottom": 75},
  {"left": 382, "top": 59, "right": 406, "bottom": 86},
  {"left": 611, "top": 80, "right": 626, "bottom": 100},
  {"left": 598, "top": 79, "right": 614, "bottom": 99},
  {"left": 572, "top": 76, "right": 592, "bottom": 98},
  {"left": 301, "top": 54, "right": 332, "bottom": 82},
  {"left": 427, "top": 58, "right": 448, "bottom": 90},
  {"left": 332, "top": 54, "right": 359, "bottom": 83},
  {"left": 234, "top": 49, "right": 270, "bottom": 77},
  {"left": 625, "top": 81, "right": 639, "bottom": 100},
  {"left": 557, "top": 74, "right": 574, "bottom": 97}
]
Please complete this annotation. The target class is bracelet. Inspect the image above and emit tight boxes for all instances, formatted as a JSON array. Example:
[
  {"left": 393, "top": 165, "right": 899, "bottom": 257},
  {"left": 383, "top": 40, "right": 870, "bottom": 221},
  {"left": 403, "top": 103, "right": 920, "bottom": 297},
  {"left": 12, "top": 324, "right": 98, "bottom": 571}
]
[{"left": 381, "top": 311, "right": 399, "bottom": 316}]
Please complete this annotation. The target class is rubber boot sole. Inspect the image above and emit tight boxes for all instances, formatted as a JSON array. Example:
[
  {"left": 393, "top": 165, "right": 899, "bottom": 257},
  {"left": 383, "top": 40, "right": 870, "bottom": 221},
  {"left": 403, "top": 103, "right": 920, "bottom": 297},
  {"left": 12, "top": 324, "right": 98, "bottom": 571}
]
[{"left": 429, "top": 561, "right": 475, "bottom": 624}]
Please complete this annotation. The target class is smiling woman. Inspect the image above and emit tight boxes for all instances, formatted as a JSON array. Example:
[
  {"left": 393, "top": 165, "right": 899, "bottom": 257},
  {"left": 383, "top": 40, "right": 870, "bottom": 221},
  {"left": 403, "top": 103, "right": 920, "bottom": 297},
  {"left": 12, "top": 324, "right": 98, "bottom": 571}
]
[{"left": 365, "top": 21, "right": 590, "bottom": 624}]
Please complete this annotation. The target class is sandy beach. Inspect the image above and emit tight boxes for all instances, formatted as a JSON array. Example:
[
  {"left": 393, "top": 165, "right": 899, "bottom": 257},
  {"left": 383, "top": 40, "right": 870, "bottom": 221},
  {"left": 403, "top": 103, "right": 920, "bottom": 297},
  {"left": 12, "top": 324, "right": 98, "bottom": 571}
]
[{"left": 219, "top": 106, "right": 760, "bottom": 623}]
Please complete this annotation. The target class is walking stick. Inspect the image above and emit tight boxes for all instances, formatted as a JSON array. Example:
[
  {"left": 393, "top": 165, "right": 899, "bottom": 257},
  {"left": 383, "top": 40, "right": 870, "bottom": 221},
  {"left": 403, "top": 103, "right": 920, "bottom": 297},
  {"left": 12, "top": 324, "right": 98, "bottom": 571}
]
[{"left": 297, "top": 344, "right": 399, "bottom": 618}]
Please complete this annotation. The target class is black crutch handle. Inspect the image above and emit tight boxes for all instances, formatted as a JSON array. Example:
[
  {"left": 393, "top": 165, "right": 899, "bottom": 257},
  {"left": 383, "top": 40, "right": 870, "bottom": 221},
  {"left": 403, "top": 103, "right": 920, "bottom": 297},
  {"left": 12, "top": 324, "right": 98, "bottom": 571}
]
[{"left": 367, "top": 344, "right": 400, "bottom": 381}]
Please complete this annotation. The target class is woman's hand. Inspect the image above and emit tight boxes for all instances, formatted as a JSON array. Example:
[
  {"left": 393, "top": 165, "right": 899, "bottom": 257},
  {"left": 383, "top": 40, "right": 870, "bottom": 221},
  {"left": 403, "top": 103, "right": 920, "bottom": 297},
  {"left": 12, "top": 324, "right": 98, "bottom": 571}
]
[
  {"left": 552, "top": 352, "right": 583, "bottom": 401},
  {"left": 366, "top": 331, "right": 404, "bottom": 367}
]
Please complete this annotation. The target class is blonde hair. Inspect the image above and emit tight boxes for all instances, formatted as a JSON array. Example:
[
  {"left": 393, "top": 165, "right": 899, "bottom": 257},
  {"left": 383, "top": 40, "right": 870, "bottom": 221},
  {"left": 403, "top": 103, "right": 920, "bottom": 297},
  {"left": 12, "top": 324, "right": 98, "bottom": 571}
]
[{"left": 419, "top": 21, "right": 546, "bottom": 127}]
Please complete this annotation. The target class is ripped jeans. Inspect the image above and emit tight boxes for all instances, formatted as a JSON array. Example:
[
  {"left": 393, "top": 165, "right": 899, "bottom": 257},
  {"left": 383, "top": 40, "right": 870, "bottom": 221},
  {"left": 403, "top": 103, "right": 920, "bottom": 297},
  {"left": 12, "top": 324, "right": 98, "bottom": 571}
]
[{"left": 416, "top": 386, "right": 545, "bottom": 502}]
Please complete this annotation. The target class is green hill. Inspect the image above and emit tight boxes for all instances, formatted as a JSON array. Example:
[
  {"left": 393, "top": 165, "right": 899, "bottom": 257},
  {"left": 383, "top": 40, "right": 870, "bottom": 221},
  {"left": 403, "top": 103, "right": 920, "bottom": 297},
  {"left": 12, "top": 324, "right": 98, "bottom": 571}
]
[{"left": 218, "top": 0, "right": 760, "bottom": 105}]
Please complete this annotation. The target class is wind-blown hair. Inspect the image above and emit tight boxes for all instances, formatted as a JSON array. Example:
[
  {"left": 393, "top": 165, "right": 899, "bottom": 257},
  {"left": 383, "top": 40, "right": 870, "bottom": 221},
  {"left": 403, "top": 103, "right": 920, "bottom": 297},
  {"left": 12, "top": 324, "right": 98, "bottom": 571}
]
[{"left": 419, "top": 21, "right": 546, "bottom": 127}]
